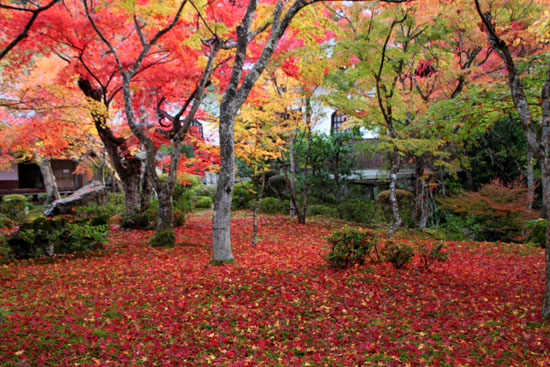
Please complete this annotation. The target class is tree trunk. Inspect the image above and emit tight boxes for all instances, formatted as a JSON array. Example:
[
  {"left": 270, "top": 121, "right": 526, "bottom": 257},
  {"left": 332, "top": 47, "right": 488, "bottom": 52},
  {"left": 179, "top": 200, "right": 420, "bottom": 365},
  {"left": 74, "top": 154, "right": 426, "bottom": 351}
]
[
  {"left": 212, "top": 111, "right": 235, "bottom": 262},
  {"left": 121, "top": 169, "right": 141, "bottom": 216},
  {"left": 39, "top": 159, "right": 60, "bottom": 204},
  {"left": 251, "top": 174, "right": 265, "bottom": 248},
  {"left": 527, "top": 148, "right": 535, "bottom": 210},
  {"left": 414, "top": 158, "right": 429, "bottom": 229},
  {"left": 288, "top": 135, "right": 297, "bottom": 218},
  {"left": 140, "top": 162, "right": 154, "bottom": 211},
  {"left": 156, "top": 188, "right": 173, "bottom": 231},
  {"left": 388, "top": 150, "right": 402, "bottom": 237},
  {"left": 540, "top": 158, "right": 550, "bottom": 319}
]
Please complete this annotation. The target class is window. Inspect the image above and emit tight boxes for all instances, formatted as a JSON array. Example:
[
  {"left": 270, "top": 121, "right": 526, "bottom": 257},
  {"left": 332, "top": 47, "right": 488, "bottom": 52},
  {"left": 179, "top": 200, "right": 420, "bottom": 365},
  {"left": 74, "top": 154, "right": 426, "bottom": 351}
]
[{"left": 331, "top": 111, "right": 349, "bottom": 135}]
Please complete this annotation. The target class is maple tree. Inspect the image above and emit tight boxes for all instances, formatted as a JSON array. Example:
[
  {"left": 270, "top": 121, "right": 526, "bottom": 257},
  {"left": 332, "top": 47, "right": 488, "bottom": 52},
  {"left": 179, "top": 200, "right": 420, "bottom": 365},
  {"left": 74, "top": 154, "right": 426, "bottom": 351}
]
[
  {"left": 473, "top": 0, "right": 550, "bottom": 318},
  {"left": 0, "top": 0, "right": 59, "bottom": 60}
]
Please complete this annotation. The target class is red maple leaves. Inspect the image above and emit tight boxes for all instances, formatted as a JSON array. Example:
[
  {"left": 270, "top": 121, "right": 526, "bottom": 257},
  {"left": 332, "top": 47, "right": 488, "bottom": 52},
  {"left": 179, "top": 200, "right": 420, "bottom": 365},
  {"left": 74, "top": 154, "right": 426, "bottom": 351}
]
[{"left": 0, "top": 213, "right": 548, "bottom": 366}]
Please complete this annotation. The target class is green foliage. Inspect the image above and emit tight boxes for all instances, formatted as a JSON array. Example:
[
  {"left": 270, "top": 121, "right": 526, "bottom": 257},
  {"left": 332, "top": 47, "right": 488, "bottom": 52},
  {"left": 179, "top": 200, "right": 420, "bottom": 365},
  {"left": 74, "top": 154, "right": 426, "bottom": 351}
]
[
  {"left": 7, "top": 217, "right": 106, "bottom": 259},
  {"left": 121, "top": 200, "right": 185, "bottom": 230},
  {"left": 259, "top": 197, "right": 282, "bottom": 214},
  {"left": 75, "top": 193, "right": 124, "bottom": 217},
  {"left": 195, "top": 185, "right": 217, "bottom": 200},
  {"left": 121, "top": 211, "right": 155, "bottom": 230},
  {"left": 418, "top": 242, "right": 448, "bottom": 271},
  {"left": 306, "top": 204, "right": 339, "bottom": 218},
  {"left": 0, "top": 233, "right": 14, "bottom": 265},
  {"left": 526, "top": 219, "right": 546, "bottom": 248},
  {"left": 438, "top": 180, "right": 536, "bottom": 242},
  {"left": 0, "top": 215, "right": 16, "bottom": 229},
  {"left": 232, "top": 181, "right": 253, "bottom": 210},
  {"left": 376, "top": 189, "right": 415, "bottom": 227},
  {"left": 0, "top": 194, "right": 29, "bottom": 224},
  {"left": 326, "top": 227, "right": 380, "bottom": 269},
  {"left": 382, "top": 241, "right": 414, "bottom": 269},
  {"left": 337, "top": 199, "right": 382, "bottom": 224},
  {"left": 194, "top": 196, "right": 213, "bottom": 209},
  {"left": 149, "top": 229, "right": 176, "bottom": 248}
]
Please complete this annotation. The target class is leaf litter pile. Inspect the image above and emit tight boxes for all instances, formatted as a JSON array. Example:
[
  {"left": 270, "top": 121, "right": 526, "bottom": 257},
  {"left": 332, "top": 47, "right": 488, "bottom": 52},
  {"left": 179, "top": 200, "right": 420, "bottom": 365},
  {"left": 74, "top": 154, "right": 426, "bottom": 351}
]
[{"left": 0, "top": 212, "right": 548, "bottom": 366}]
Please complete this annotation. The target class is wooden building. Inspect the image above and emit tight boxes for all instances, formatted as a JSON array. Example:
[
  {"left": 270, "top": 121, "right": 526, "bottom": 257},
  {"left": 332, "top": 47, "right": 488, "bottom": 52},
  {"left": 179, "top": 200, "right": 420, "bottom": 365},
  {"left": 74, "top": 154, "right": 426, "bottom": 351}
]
[{"left": 0, "top": 160, "right": 86, "bottom": 196}]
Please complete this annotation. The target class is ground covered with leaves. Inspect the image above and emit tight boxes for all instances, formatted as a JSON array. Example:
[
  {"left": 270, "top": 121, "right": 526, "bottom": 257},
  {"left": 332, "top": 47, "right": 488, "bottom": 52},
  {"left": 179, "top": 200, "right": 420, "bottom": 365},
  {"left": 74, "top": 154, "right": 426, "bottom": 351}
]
[{"left": 0, "top": 212, "right": 548, "bottom": 366}]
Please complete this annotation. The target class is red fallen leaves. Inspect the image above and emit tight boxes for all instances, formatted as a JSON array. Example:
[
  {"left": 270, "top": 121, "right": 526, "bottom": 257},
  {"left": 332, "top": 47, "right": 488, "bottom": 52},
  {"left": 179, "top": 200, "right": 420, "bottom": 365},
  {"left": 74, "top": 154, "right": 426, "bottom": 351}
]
[{"left": 0, "top": 212, "right": 549, "bottom": 366}]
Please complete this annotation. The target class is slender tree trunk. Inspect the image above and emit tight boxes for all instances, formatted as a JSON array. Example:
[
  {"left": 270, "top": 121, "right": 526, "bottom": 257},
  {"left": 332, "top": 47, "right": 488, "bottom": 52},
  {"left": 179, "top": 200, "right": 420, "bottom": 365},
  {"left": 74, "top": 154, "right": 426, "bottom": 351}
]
[
  {"left": 540, "top": 158, "right": 550, "bottom": 319},
  {"left": 251, "top": 174, "right": 266, "bottom": 248},
  {"left": 288, "top": 134, "right": 297, "bottom": 218},
  {"left": 388, "top": 150, "right": 402, "bottom": 237},
  {"left": 414, "top": 158, "right": 429, "bottom": 229},
  {"left": 212, "top": 111, "right": 235, "bottom": 262},
  {"left": 39, "top": 159, "right": 60, "bottom": 204},
  {"left": 527, "top": 148, "right": 535, "bottom": 210}
]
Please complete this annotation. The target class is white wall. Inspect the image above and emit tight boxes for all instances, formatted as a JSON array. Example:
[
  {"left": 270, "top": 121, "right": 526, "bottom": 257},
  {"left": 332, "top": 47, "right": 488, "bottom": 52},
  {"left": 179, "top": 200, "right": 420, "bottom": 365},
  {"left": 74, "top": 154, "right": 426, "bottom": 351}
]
[{"left": 0, "top": 164, "right": 18, "bottom": 181}]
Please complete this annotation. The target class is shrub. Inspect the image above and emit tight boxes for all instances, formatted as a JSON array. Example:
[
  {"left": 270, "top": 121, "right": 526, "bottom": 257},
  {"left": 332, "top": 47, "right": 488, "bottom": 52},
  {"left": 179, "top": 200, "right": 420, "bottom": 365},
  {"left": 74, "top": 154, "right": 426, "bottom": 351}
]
[
  {"left": 195, "top": 185, "right": 217, "bottom": 200},
  {"left": 526, "top": 218, "right": 546, "bottom": 248},
  {"left": 121, "top": 211, "right": 155, "bottom": 230},
  {"left": 195, "top": 196, "right": 213, "bottom": 209},
  {"left": 306, "top": 204, "right": 339, "bottom": 218},
  {"left": 259, "top": 197, "right": 282, "bottom": 214},
  {"left": 337, "top": 199, "right": 381, "bottom": 224},
  {"left": 150, "top": 229, "right": 176, "bottom": 247},
  {"left": 382, "top": 241, "right": 414, "bottom": 269},
  {"left": 438, "top": 179, "right": 537, "bottom": 242},
  {"left": 0, "top": 234, "right": 14, "bottom": 265},
  {"left": 0, "top": 194, "right": 28, "bottom": 224},
  {"left": 232, "top": 181, "right": 253, "bottom": 210},
  {"left": 326, "top": 227, "right": 380, "bottom": 269},
  {"left": 0, "top": 215, "right": 15, "bottom": 229},
  {"left": 76, "top": 193, "right": 124, "bottom": 218},
  {"left": 418, "top": 242, "right": 448, "bottom": 271},
  {"left": 7, "top": 217, "right": 106, "bottom": 258},
  {"left": 121, "top": 201, "right": 185, "bottom": 230}
]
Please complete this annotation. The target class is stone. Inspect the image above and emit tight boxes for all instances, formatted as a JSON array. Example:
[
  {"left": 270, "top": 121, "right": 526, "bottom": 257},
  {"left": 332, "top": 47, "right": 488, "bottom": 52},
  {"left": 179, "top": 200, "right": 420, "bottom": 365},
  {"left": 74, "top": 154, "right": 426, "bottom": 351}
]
[{"left": 44, "top": 181, "right": 107, "bottom": 216}]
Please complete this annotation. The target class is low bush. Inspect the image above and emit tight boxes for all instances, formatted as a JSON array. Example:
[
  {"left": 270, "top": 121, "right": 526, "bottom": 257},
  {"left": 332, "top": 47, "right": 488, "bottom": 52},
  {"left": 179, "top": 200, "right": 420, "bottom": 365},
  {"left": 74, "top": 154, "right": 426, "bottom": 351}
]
[
  {"left": 0, "top": 234, "right": 14, "bottom": 265},
  {"left": 418, "top": 242, "right": 448, "bottom": 271},
  {"left": 150, "top": 229, "right": 176, "bottom": 248},
  {"left": 526, "top": 219, "right": 546, "bottom": 248},
  {"left": 382, "top": 240, "right": 414, "bottom": 269},
  {"left": 326, "top": 227, "right": 380, "bottom": 269},
  {"left": 7, "top": 217, "right": 107, "bottom": 259},
  {"left": 337, "top": 199, "right": 381, "bottom": 224},
  {"left": 306, "top": 204, "right": 339, "bottom": 218},
  {"left": 438, "top": 180, "right": 537, "bottom": 242},
  {"left": 194, "top": 196, "right": 213, "bottom": 209},
  {"left": 260, "top": 197, "right": 282, "bottom": 214},
  {"left": 121, "top": 201, "right": 185, "bottom": 230},
  {"left": 0, "top": 194, "right": 29, "bottom": 224}
]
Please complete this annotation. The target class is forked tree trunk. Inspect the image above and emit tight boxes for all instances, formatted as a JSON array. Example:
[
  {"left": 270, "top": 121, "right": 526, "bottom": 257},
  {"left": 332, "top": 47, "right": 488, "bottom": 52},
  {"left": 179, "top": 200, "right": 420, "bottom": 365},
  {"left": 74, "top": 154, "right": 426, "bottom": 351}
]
[
  {"left": 156, "top": 189, "right": 173, "bottom": 232},
  {"left": 39, "top": 159, "right": 60, "bottom": 204},
  {"left": 212, "top": 111, "right": 235, "bottom": 262}
]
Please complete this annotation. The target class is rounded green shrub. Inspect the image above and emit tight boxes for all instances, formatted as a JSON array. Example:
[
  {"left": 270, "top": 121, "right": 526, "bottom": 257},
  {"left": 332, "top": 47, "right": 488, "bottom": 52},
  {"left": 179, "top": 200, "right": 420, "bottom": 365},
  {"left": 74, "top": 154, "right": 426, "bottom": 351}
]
[
  {"left": 195, "top": 196, "right": 213, "bottom": 209},
  {"left": 326, "top": 227, "right": 380, "bottom": 269},
  {"left": 337, "top": 199, "right": 380, "bottom": 224},
  {"left": 307, "top": 204, "right": 338, "bottom": 218},
  {"left": 150, "top": 229, "right": 176, "bottom": 247},
  {"left": 382, "top": 241, "right": 414, "bottom": 269},
  {"left": 232, "top": 182, "right": 253, "bottom": 210},
  {"left": 0, "top": 194, "right": 28, "bottom": 224},
  {"left": 259, "top": 197, "right": 282, "bottom": 214}
]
